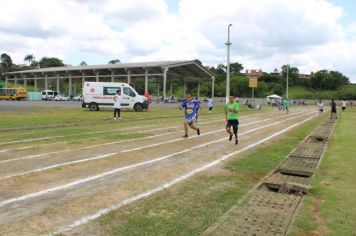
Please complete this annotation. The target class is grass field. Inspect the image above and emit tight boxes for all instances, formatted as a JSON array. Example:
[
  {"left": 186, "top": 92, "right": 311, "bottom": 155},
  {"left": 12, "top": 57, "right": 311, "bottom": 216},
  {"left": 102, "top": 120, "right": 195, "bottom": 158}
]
[
  {"left": 85, "top": 111, "right": 325, "bottom": 235},
  {"left": 3, "top": 103, "right": 352, "bottom": 235},
  {"left": 0, "top": 103, "right": 258, "bottom": 129},
  {"left": 289, "top": 108, "right": 356, "bottom": 236}
]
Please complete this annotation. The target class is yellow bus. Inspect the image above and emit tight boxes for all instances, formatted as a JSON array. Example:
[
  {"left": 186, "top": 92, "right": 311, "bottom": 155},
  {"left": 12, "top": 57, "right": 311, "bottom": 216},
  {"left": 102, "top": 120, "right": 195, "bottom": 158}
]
[{"left": 0, "top": 88, "right": 27, "bottom": 100}]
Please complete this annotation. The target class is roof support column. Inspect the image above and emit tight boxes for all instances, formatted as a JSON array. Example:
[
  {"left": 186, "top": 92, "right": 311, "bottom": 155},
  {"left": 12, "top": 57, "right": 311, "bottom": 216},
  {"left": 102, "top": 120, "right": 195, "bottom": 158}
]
[
  {"left": 111, "top": 70, "right": 114, "bottom": 82},
  {"left": 34, "top": 76, "right": 38, "bottom": 92},
  {"left": 68, "top": 73, "right": 72, "bottom": 97},
  {"left": 24, "top": 78, "right": 27, "bottom": 88},
  {"left": 145, "top": 70, "right": 148, "bottom": 93},
  {"left": 183, "top": 80, "right": 186, "bottom": 98},
  {"left": 211, "top": 76, "right": 215, "bottom": 101},
  {"left": 197, "top": 80, "right": 200, "bottom": 98},
  {"left": 170, "top": 83, "right": 173, "bottom": 97},
  {"left": 81, "top": 72, "right": 85, "bottom": 86},
  {"left": 127, "top": 70, "right": 131, "bottom": 84},
  {"left": 14, "top": 76, "right": 18, "bottom": 86},
  {"left": 163, "top": 67, "right": 168, "bottom": 99},
  {"left": 95, "top": 71, "right": 99, "bottom": 82},
  {"left": 5, "top": 76, "right": 8, "bottom": 87},
  {"left": 45, "top": 74, "right": 48, "bottom": 90},
  {"left": 56, "top": 73, "right": 60, "bottom": 92}
]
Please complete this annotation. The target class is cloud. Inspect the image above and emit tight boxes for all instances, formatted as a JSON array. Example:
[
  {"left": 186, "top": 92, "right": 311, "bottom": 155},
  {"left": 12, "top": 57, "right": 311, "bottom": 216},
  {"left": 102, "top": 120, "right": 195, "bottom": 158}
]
[{"left": 0, "top": 0, "right": 356, "bottom": 82}]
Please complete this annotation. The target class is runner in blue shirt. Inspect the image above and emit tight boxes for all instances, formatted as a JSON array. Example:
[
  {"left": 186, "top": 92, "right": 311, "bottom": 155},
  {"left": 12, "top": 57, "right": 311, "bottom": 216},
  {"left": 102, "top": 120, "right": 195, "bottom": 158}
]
[
  {"left": 193, "top": 96, "right": 201, "bottom": 123},
  {"left": 179, "top": 94, "right": 201, "bottom": 138}
]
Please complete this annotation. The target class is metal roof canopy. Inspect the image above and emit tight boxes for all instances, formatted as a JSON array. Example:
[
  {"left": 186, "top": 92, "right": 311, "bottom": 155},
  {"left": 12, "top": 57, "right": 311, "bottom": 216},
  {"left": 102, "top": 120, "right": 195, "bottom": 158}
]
[{"left": 4, "top": 60, "right": 216, "bottom": 98}]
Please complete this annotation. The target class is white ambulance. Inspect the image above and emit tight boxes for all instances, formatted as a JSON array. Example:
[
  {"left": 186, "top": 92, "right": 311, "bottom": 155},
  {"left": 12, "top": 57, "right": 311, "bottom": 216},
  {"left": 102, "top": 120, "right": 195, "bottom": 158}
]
[{"left": 82, "top": 82, "right": 149, "bottom": 112}]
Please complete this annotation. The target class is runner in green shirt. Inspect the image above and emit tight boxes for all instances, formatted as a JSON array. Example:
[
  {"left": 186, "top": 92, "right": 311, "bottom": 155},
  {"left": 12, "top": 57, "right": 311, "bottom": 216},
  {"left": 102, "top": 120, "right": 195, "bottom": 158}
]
[
  {"left": 285, "top": 99, "right": 289, "bottom": 114},
  {"left": 225, "top": 96, "right": 240, "bottom": 145}
]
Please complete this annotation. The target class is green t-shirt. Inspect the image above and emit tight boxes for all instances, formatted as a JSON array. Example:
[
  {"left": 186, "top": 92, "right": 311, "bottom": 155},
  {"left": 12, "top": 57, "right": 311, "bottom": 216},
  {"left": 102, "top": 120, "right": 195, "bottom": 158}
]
[{"left": 225, "top": 102, "right": 240, "bottom": 120}]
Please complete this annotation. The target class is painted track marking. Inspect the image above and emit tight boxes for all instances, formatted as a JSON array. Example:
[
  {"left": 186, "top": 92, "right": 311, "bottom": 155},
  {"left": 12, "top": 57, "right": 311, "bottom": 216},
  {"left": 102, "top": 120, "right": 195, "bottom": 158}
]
[
  {"left": 51, "top": 114, "right": 317, "bottom": 234},
  {"left": 0, "top": 111, "right": 315, "bottom": 208}
]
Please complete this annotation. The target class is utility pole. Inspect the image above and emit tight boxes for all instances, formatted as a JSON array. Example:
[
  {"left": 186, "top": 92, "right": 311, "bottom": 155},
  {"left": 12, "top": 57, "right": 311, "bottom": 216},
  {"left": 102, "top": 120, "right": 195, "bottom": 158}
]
[
  {"left": 286, "top": 65, "right": 289, "bottom": 99},
  {"left": 225, "top": 24, "right": 232, "bottom": 103}
]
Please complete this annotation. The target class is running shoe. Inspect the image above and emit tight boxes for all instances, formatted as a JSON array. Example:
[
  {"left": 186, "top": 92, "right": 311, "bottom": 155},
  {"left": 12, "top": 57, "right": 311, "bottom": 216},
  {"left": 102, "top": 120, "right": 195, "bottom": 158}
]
[
  {"left": 235, "top": 139, "right": 239, "bottom": 145},
  {"left": 197, "top": 128, "right": 200, "bottom": 136},
  {"left": 229, "top": 134, "right": 233, "bottom": 141},
  {"left": 182, "top": 134, "right": 189, "bottom": 138}
]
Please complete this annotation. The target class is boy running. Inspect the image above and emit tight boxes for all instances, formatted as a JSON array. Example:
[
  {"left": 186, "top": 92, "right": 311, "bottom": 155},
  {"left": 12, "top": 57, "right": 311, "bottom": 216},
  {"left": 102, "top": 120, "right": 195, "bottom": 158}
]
[
  {"left": 179, "top": 94, "right": 201, "bottom": 138},
  {"left": 285, "top": 99, "right": 289, "bottom": 114},
  {"left": 225, "top": 96, "right": 240, "bottom": 145}
]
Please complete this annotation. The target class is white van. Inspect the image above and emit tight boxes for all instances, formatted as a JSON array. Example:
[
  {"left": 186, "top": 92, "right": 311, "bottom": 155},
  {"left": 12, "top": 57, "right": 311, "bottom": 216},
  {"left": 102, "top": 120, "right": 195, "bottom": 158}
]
[
  {"left": 42, "top": 90, "right": 58, "bottom": 100},
  {"left": 82, "top": 82, "right": 148, "bottom": 112}
]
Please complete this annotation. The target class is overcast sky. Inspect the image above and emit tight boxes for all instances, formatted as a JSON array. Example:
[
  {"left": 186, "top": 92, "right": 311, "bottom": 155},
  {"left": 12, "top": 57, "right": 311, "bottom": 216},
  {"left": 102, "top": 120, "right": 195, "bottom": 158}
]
[{"left": 1, "top": 0, "right": 356, "bottom": 82}]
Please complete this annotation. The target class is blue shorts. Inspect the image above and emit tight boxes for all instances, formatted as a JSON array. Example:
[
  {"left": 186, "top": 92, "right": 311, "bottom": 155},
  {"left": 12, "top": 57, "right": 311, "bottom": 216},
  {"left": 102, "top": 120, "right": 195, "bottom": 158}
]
[{"left": 185, "top": 114, "right": 197, "bottom": 126}]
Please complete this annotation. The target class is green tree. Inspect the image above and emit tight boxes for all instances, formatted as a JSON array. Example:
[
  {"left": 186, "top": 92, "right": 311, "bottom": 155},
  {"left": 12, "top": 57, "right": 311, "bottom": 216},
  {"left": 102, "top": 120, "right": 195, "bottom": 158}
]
[
  {"left": 310, "top": 70, "right": 349, "bottom": 90},
  {"left": 230, "top": 75, "right": 249, "bottom": 97},
  {"left": 281, "top": 65, "right": 299, "bottom": 86},
  {"left": 259, "top": 72, "right": 281, "bottom": 83},
  {"left": 24, "top": 54, "right": 35, "bottom": 65},
  {"left": 79, "top": 61, "right": 87, "bottom": 66},
  {"left": 38, "top": 57, "right": 64, "bottom": 68},
  {"left": 0, "top": 53, "right": 13, "bottom": 72},
  {"left": 230, "top": 62, "right": 244, "bottom": 75},
  {"left": 194, "top": 59, "right": 202, "bottom": 65},
  {"left": 268, "top": 82, "right": 284, "bottom": 95},
  {"left": 108, "top": 59, "right": 121, "bottom": 64}
]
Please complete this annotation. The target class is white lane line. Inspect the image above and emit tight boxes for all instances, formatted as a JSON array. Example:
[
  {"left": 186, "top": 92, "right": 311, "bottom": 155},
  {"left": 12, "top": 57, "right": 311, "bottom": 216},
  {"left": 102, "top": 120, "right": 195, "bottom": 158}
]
[
  {"left": 0, "top": 110, "right": 299, "bottom": 163},
  {"left": 51, "top": 114, "right": 317, "bottom": 235},
  {"left": 120, "top": 110, "right": 308, "bottom": 153},
  {"left": 0, "top": 121, "right": 206, "bottom": 146},
  {"left": 0, "top": 125, "right": 159, "bottom": 146},
  {"left": 0, "top": 117, "right": 277, "bottom": 179},
  {"left": 0, "top": 137, "right": 63, "bottom": 145},
  {"left": 0, "top": 142, "right": 68, "bottom": 154},
  {"left": 0, "top": 111, "right": 315, "bottom": 208},
  {"left": 0, "top": 110, "right": 287, "bottom": 146},
  {"left": 0, "top": 110, "right": 310, "bottom": 179},
  {"left": 0, "top": 131, "right": 175, "bottom": 164}
]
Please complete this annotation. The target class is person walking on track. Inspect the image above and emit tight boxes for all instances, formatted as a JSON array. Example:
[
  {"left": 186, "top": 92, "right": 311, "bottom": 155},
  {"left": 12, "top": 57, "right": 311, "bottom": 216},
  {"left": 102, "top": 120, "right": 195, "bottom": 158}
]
[
  {"left": 208, "top": 96, "right": 214, "bottom": 113},
  {"left": 225, "top": 96, "right": 240, "bottom": 145},
  {"left": 318, "top": 100, "right": 324, "bottom": 116},
  {"left": 178, "top": 94, "right": 201, "bottom": 138},
  {"left": 113, "top": 90, "right": 121, "bottom": 120},
  {"left": 330, "top": 99, "right": 337, "bottom": 119}
]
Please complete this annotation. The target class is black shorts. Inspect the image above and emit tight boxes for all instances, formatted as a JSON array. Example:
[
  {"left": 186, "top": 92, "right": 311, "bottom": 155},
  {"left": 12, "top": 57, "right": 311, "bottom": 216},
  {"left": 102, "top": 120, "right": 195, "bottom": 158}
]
[
  {"left": 331, "top": 108, "right": 337, "bottom": 113},
  {"left": 226, "top": 119, "right": 239, "bottom": 128}
]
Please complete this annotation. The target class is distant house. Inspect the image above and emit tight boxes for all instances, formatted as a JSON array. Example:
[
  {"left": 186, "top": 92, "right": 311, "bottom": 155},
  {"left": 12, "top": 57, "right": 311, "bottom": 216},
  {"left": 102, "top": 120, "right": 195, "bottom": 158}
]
[{"left": 244, "top": 69, "right": 263, "bottom": 78}]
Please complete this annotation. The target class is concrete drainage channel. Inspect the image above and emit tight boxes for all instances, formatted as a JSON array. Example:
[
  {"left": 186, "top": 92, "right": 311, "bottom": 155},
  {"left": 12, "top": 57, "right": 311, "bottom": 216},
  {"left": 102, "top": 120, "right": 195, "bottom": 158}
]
[{"left": 203, "top": 118, "right": 337, "bottom": 236}]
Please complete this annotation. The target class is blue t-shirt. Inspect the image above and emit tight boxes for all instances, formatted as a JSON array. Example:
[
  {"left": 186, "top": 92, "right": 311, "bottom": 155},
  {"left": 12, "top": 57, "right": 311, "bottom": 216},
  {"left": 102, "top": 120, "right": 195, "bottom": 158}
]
[
  {"left": 181, "top": 100, "right": 200, "bottom": 120},
  {"left": 193, "top": 99, "right": 201, "bottom": 112}
]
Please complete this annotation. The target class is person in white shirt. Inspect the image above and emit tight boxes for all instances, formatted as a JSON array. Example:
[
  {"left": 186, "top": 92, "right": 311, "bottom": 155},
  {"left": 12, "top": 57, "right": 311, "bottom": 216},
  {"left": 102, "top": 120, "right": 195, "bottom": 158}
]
[
  {"left": 318, "top": 100, "right": 324, "bottom": 116},
  {"left": 207, "top": 96, "right": 214, "bottom": 113},
  {"left": 342, "top": 100, "right": 347, "bottom": 111},
  {"left": 113, "top": 90, "right": 122, "bottom": 120}
]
